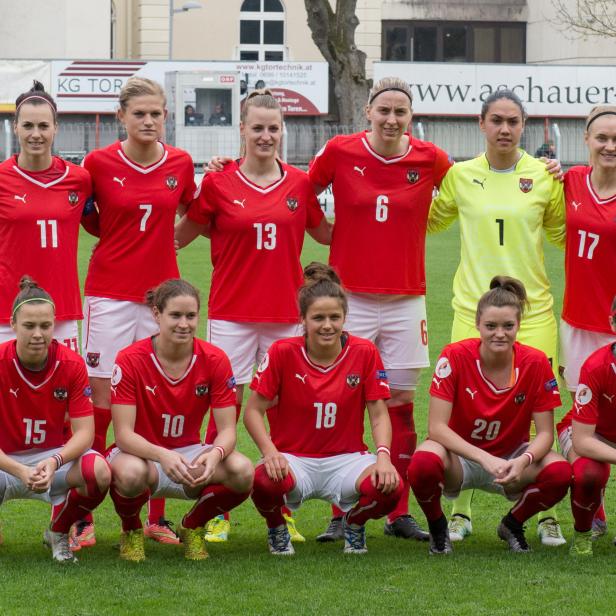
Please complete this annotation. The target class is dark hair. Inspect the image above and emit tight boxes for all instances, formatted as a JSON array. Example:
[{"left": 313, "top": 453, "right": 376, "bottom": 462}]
[
  {"left": 15, "top": 80, "right": 58, "bottom": 122},
  {"left": 12, "top": 275, "right": 55, "bottom": 318},
  {"left": 476, "top": 276, "right": 529, "bottom": 324},
  {"left": 298, "top": 262, "right": 347, "bottom": 317},
  {"left": 480, "top": 89, "right": 527, "bottom": 122},
  {"left": 146, "top": 279, "right": 201, "bottom": 313}
]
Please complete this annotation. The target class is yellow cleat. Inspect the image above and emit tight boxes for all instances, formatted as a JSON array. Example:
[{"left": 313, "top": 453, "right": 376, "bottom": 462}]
[
  {"left": 570, "top": 530, "right": 593, "bottom": 557},
  {"left": 283, "top": 513, "right": 305, "bottom": 543},
  {"left": 179, "top": 525, "right": 209, "bottom": 560},
  {"left": 119, "top": 528, "right": 146, "bottom": 562},
  {"left": 204, "top": 515, "right": 230, "bottom": 543}
]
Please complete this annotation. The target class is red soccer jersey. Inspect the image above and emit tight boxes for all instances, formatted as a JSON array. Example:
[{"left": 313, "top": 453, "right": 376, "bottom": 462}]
[
  {"left": 308, "top": 131, "right": 451, "bottom": 295},
  {"left": 429, "top": 339, "right": 561, "bottom": 457},
  {"left": 250, "top": 334, "right": 390, "bottom": 456},
  {"left": 559, "top": 343, "right": 616, "bottom": 442},
  {"left": 111, "top": 337, "right": 237, "bottom": 449},
  {"left": 187, "top": 162, "right": 324, "bottom": 322},
  {"left": 562, "top": 166, "right": 616, "bottom": 333},
  {"left": 0, "top": 156, "right": 92, "bottom": 323},
  {"left": 83, "top": 142, "right": 196, "bottom": 302},
  {"left": 0, "top": 340, "right": 92, "bottom": 454}
]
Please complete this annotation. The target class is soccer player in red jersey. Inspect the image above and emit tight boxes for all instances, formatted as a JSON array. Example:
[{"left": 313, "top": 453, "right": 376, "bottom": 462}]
[
  {"left": 244, "top": 263, "right": 402, "bottom": 555},
  {"left": 0, "top": 81, "right": 94, "bottom": 352},
  {"left": 0, "top": 278, "right": 110, "bottom": 562},
  {"left": 556, "top": 297, "right": 616, "bottom": 556},
  {"left": 175, "top": 90, "right": 329, "bottom": 542},
  {"left": 408, "top": 277, "right": 571, "bottom": 554},
  {"left": 108, "top": 279, "right": 253, "bottom": 561},
  {"left": 81, "top": 78, "right": 197, "bottom": 545}
]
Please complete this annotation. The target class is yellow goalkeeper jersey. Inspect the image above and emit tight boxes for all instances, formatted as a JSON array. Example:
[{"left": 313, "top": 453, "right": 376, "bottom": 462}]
[{"left": 428, "top": 150, "right": 565, "bottom": 321}]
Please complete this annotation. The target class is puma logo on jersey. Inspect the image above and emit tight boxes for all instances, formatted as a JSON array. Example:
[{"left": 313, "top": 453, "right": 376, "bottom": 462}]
[
  {"left": 113, "top": 176, "right": 126, "bottom": 187},
  {"left": 110, "top": 386, "right": 117, "bottom": 396},
  {"left": 295, "top": 373, "right": 307, "bottom": 384},
  {"left": 472, "top": 178, "right": 486, "bottom": 189},
  {"left": 379, "top": 381, "right": 390, "bottom": 391},
  {"left": 353, "top": 166, "right": 366, "bottom": 176},
  {"left": 571, "top": 201, "right": 582, "bottom": 211},
  {"left": 603, "top": 393, "right": 615, "bottom": 404},
  {"left": 14, "top": 194, "right": 26, "bottom": 203},
  {"left": 9, "top": 387, "right": 18, "bottom": 398},
  {"left": 145, "top": 385, "right": 157, "bottom": 396},
  {"left": 465, "top": 388, "right": 477, "bottom": 400},
  {"left": 432, "top": 377, "right": 441, "bottom": 389},
  {"left": 233, "top": 199, "right": 246, "bottom": 208}
]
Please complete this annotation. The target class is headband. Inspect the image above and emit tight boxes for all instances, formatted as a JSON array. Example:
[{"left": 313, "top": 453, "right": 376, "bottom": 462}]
[
  {"left": 369, "top": 87, "right": 413, "bottom": 105},
  {"left": 12, "top": 297, "right": 55, "bottom": 317},
  {"left": 586, "top": 110, "right": 616, "bottom": 130},
  {"left": 15, "top": 95, "right": 56, "bottom": 114}
]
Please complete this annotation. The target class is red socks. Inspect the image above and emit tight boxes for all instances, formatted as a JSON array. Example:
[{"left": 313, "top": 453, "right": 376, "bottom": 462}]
[
  {"left": 510, "top": 460, "right": 572, "bottom": 524},
  {"left": 345, "top": 475, "right": 403, "bottom": 526},
  {"left": 251, "top": 464, "right": 296, "bottom": 528},
  {"left": 147, "top": 497, "right": 166, "bottom": 524},
  {"left": 182, "top": 484, "right": 251, "bottom": 529},
  {"left": 93, "top": 406, "right": 112, "bottom": 454},
  {"left": 408, "top": 450, "right": 445, "bottom": 522},
  {"left": 111, "top": 485, "right": 151, "bottom": 532},
  {"left": 571, "top": 457, "right": 610, "bottom": 532}
]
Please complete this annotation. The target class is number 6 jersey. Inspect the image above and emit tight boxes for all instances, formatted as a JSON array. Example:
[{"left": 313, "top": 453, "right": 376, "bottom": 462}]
[{"left": 250, "top": 334, "right": 390, "bottom": 457}]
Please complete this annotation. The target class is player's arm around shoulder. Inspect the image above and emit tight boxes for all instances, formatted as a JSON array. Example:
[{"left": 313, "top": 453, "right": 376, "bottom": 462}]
[
  {"left": 543, "top": 171, "right": 566, "bottom": 249},
  {"left": 427, "top": 163, "right": 459, "bottom": 234}
]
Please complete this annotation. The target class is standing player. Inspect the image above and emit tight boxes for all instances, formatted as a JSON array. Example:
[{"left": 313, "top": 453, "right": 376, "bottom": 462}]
[
  {"left": 408, "top": 277, "right": 571, "bottom": 554},
  {"left": 556, "top": 297, "right": 616, "bottom": 556},
  {"left": 307, "top": 77, "right": 452, "bottom": 542},
  {"left": 428, "top": 89, "right": 567, "bottom": 545},
  {"left": 0, "top": 278, "right": 110, "bottom": 562},
  {"left": 175, "top": 90, "right": 329, "bottom": 542},
  {"left": 80, "top": 77, "right": 197, "bottom": 546},
  {"left": 0, "top": 81, "right": 94, "bottom": 350},
  {"left": 108, "top": 279, "right": 253, "bottom": 561},
  {"left": 244, "top": 263, "right": 402, "bottom": 555}
]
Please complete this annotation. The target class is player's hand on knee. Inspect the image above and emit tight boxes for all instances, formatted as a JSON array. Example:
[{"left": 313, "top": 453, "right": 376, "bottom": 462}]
[
  {"left": 373, "top": 459, "right": 399, "bottom": 494},
  {"left": 263, "top": 451, "right": 289, "bottom": 482},
  {"left": 480, "top": 453, "right": 508, "bottom": 479},
  {"left": 494, "top": 456, "right": 525, "bottom": 486},
  {"left": 159, "top": 450, "right": 194, "bottom": 486},
  {"left": 190, "top": 450, "right": 220, "bottom": 485},
  {"left": 29, "top": 459, "right": 55, "bottom": 492}
]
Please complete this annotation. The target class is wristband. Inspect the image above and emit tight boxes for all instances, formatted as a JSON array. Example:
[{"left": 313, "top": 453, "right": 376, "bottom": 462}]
[
  {"left": 376, "top": 446, "right": 391, "bottom": 457},
  {"left": 522, "top": 451, "right": 534, "bottom": 466},
  {"left": 214, "top": 445, "right": 226, "bottom": 460},
  {"left": 52, "top": 453, "right": 64, "bottom": 469}
]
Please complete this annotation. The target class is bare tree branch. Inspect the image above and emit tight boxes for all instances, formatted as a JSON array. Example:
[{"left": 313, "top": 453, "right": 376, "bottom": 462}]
[{"left": 551, "top": 0, "right": 616, "bottom": 38}]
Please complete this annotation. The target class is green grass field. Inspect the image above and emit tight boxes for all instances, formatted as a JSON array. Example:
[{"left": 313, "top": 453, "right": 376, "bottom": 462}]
[{"left": 2, "top": 225, "right": 616, "bottom": 616}]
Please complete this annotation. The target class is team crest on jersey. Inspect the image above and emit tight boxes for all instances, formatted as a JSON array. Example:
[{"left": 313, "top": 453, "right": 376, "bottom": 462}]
[
  {"left": 575, "top": 383, "right": 592, "bottom": 405},
  {"left": 519, "top": 178, "right": 533, "bottom": 193},
  {"left": 54, "top": 387, "right": 68, "bottom": 401},
  {"left": 68, "top": 191, "right": 79, "bottom": 206},
  {"left": 407, "top": 170, "right": 420, "bottom": 184},
  {"left": 514, "top": 392, "right": 526, "bottom": 405},
  {"left": 346, "top": 374, "right": 361, "bottom": 388},
  {"left": 195, "top": 383, "right": 209, "bottom": 397},
  {"left": 166, "top": 175, "right": 178, "bottom": 190},
  {"left": 86, "top": 352, "right": 100, "bottom": 368},
  {"left": 286, "top": 197, "right": 298, "bottom": 212}
]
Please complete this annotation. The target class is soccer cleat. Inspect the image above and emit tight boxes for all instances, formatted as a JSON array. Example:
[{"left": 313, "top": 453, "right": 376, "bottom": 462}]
[
  {"left": 591, "top": 518, "right": 608, "bottom": 541},
  {"left": 204, "top": 515, "right": 230, "bottom": 543},
  {"left": 570, "top": 530, "right": 593, "bottom": 557},
  {"left": 316, "top": 517, "right": 344, "bottom": 543},
  {"left": 43, "top": 529, "right": 78, "bottom": 563},
  {"left": 178, "top": 525, "right": 208, "bottom": 560},
  {"left": 448, "top": 514, "right": 473, "bottom": 542},
  {"left": 498, "top": 517, "right": 531, "bottom": 553},
  {"left": 429, "top": 529, "right": 453, "bottom": 555},
  {"left": 69, "top": 521, "right": 96, "bottom": 552},
  {"left": 267, "top": 525, "right": 295, "bottom": 556},
  {"left": 119, "top": 529, "right": 146, "bottom": 562},
  {"left": 343, "top": 523, "right": 367, "bottom": 554},
  {"left": 144, "top": 517, "right": 180, "bottom": 545},
  {"left": 283, "top": 513, "right": 306, "bottom": 543},
  {"left": 384, "top": 514, "right": 429, "bottom": 541},
  {"left": 537, "top": 517, "right": 566, "bottom": 547}
]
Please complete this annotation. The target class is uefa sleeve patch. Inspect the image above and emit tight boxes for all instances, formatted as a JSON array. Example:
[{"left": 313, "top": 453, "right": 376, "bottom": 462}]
[
  {"left": 544, "top": 378, "right": 558, "bottom": 391},
  {"left": 83, "top": 385, "right": 93, "bottom": 398},
  {"left": 110, "top": 364, "right": 122, "bottom": 387},
  {"left": 575, "top": 384, "right": 592, "bottom": 406},
  {"left": 435, "top": 357, "right": 452, "bottom": 379},
  {"left": 257, "top": 353, "right": 269, "bottom": 373},
  {"left": 376, "top": 370, "right": 388, "bottom": 380},
  {"left": 226, "top": 376, "right": 237, "bottom": 389}
]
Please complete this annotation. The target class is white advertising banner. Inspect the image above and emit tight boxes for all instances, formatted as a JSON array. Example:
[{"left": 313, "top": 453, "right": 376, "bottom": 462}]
[
  {"left": 50, "top": 60, "right": 328, "bottom": 115},
  {"left": 0, "top": 61, "right": 50, "bottom": 108},
  {"left": 374, "top": 62, "right": 616, "bottom": 117}
]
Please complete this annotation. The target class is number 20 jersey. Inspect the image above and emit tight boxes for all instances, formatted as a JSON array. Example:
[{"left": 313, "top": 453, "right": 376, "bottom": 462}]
[
  {"left": 250, "top": 334, "right": 390, "bottom": 457},
  {"left": 429, "top": 339, "right": 560, "bottom": 457}
]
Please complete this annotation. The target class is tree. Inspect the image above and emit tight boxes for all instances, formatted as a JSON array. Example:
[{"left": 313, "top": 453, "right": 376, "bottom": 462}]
[
  {"left": 304, "top": 0, "right": 369, "bottom": 128},
  {"left": 551, "top": 1, "right": 616, "bottom": 38}
]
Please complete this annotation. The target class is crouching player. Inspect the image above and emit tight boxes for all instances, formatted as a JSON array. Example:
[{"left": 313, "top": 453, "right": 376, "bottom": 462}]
[
  {"left": 408, "top": 277, "right": 571, "bottom": 554},
  {"left": 107, "top": 279, "right": 254, "bottom": 561},
  {"left": 557, "top": 297, "right": 616, "bottom": 556},
  {"left": 0, "top": 278, "right": 110, "bottom": 562},
  {"left": 244, "top": 263, "right": 402, "bottom": 555}
]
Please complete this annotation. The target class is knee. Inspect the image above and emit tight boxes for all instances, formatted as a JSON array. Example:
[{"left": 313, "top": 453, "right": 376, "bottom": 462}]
[
  {"left": 112, "top": 459, "right": 149, "bottom": 496},
  {"left": 227, "top": 454, "right": 254, "bottom": 493},
  {"left": 572, "top": 457, "right": 609, "bottom": 490},
  {"left": 93, "top": 455, "right": 112, "bottom": 492},
  {"left": 408, "top": 450, "right": 444, "bottom": 488},
  {"left": 253, "top": 464, "right": 292, "bottom": 497},
  {"left": 538, "top": 460, "right": 572, "bottom": 492}
]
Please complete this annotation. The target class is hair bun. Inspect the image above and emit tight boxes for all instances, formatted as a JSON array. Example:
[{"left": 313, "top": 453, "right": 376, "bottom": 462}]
[
  {"left": 18, "top": 275, "right": 39, "bottom": 291},
  {"left": 303, "top": 262, "right": 341, "bottom": 286},
  {"left": 31, "top": 80, "right": 45, "bottom": 93}
]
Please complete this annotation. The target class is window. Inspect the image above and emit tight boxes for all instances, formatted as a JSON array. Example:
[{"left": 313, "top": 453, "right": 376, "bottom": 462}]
[
  {"left": 239, "top": 0, "right": 285, "bottom": 61},
  {"left": 382, "top": 21, "right": 526, "bottom": 63}
]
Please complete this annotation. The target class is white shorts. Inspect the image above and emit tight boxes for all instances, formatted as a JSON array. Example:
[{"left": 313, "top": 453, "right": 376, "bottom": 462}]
[
  {"left": 560, "top": 320, "right": 616, "bottom": 391},
  {"left": 107, "top": 443, "right": 209, "bottom": 500},
  {"left": 444, "top": 443, "right": 528, "bottom": 501},
  {"left": 83, "top": 296, "right": 159, "bottom": 377},
  {"left": 282, "top": 451, "right": 376, "bottom": 512},
  {"left": 0, "top": 320, "right": 80, "bottom": 353},
  {"left": 345, "top": 293, "right": 428, "bottom": 389},
  {"left": 207, "top": 319, "right": 300, "bottom": 384},
  {"left": 0, "top": 447, "right": 92, "bottom": 506}
]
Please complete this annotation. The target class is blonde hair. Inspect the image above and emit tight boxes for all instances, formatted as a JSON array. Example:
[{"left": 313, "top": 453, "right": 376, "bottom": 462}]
[
  {"left": 586, "top": 105, "right": 616, "bottom": 132},
  {"left": 119, "top": 77, "right": 166, "bottom": 111},
  {"left": 368, "top": 77, "right": 413, "bottom": 106},
  {"left": 240, "top": 89, "right": 283, "bottom": 157}
]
